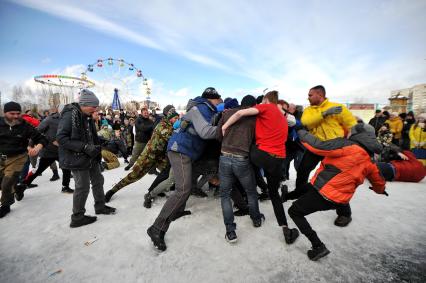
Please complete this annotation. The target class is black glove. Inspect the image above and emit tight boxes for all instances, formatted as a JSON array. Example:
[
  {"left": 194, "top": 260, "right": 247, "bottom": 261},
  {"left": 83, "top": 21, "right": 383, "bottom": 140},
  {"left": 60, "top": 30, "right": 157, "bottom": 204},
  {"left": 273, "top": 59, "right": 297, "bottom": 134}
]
[
  {"left": 322, "top": 106, "right": 342, "bottom": 117},
  {"left": 369, "top": 186, "right": 389, "bottom": 196},
  {"left": 83, "top": 144, "right": 101, "bottom": 158}
]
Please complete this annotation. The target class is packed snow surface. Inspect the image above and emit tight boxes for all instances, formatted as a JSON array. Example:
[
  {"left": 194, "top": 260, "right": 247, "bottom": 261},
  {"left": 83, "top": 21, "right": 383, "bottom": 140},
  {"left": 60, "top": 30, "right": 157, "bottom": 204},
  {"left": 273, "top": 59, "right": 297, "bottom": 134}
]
[{"left": 1, "top": 162, "right": 425, "bottom": 283}]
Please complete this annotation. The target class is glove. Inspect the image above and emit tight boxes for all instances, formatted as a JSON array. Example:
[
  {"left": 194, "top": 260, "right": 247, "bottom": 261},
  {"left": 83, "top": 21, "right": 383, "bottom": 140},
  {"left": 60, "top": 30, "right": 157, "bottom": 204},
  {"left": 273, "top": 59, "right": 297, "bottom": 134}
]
[
  {"left": 322, "top": 106, "right": 342, "bottom": 117},
  {"left": 83, "top": 144, "right": 101, "bottom": 158},
  {"left": 369, "top": 186, "right": 389, "bottom": 196}
]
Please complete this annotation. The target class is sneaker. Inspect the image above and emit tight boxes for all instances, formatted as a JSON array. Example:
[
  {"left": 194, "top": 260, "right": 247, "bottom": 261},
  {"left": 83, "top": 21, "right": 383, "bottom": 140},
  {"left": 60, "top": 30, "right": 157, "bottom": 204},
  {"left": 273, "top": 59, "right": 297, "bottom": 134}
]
[
  {"left": 225, "top": 230, "right": 238, "bottom": 243},
  {"left": 0, "top": 205, "right": 11, "bottom": 218},
  {"left": 147, "top": 225, "right": 167, "bottom": 251},
  {"left": 105, "top": 189, "right": 115, "bottom": 203},
  {"left": 95, "top": 205, "right": 116, "bottom": 215},
  {"left": 50, "top": 174, "right": 60, "bottom": 182},
  {"left": 283, "top": 227, "right": 299, "bottom": 244},
  {"left": 27, "top": 184, "right": 38, "bottom": 188},
  {"left": 252, "top": 214, "right": 265, "bottom": 228},
  {"left": 70, "top": 215, "right": 97, "bottom": 228},
  {"left": 191, "top": 188, "right": 208, "bottom": 198},
  {"left": 14, "top": 184, "right": 26, "bottom": 201},
  {"left": 124, "top": 164, "right": 132, "bottom": 171},
  {"left": 258, "top": 192, "right": 270, "bottom": 201},
  {"left": 61, "top": 186, "right": 74, "bottom": 194},
  {"left": 334, "top": 215, "right": 352, "bottom": 227},
  {"left": 233, "top": 208, "right": 249, "bottom": 217},
  {"left": 143, "top": 193, "right": 153, "bottom": 208},
  {"left": 307, "top": 244, "right": 330, "bottom": 261}
]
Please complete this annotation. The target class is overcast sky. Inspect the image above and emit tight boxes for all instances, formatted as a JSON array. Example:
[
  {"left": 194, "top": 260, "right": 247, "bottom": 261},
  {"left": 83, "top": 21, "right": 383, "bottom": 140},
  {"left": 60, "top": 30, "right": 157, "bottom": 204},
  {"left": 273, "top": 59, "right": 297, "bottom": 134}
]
[{"left": 1, "top": 0, "right": 425, "bottom": 107}]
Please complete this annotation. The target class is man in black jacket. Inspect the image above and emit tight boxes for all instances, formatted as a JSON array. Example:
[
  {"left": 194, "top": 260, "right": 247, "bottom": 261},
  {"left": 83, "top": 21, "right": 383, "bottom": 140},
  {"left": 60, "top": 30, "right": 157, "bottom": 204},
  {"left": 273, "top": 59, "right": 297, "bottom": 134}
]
[
  {"left": 125, "top": 107, "right": 153, "bottom": 170},
  {"left": 0, "top": 102, "right": 48, "bottom": 218},
  {"left": 368, "top": 110, "right": 387, "bottom": 135},
  {"left": 57, "top": 90, "right": 116, "bottom": 228}
]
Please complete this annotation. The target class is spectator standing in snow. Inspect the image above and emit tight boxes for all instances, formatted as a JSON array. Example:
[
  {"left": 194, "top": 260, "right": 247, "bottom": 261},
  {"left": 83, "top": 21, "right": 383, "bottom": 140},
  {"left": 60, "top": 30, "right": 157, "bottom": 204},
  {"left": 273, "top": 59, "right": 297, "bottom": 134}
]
[{"left": 57, "top": 89, "right": 116, "bottom": 228}]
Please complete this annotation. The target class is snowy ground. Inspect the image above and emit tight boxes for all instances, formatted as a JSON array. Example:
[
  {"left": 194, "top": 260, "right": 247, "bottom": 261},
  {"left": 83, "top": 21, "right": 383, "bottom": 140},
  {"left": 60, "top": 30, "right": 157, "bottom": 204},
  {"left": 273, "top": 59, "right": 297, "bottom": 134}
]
[{"left": 1, "top": 161, "right": 425, "bottom": 283}]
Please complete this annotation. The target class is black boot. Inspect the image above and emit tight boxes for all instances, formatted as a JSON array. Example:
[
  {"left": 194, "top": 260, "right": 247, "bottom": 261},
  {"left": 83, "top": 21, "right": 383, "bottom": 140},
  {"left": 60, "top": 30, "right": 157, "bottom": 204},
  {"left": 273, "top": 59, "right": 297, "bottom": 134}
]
[
  {"left": 258, "top": 192, "right": 270, "bottom": 201},
  {"left": 191, "top": 188, "right": 207, "bottom": 198},
  {"left": 95, "top": 205, "right": 116, "bottom": 215},
  {"left": 0, "top": 205, "right": 11, "bottom": 218},
  {"left": 334, "top": 215, "right": 352, "bottom": 227},
  {"left": 307, "top": 244, "right": 330, "bottom": 261},
  {"left": 70, "top": 215, "right": 97, "bottom": 228},
  {"left": 147, "top": 225, "right": 167, "bottom": 251},
  {"left": 61, "top": 186, "right": 74, "bottom": 194},
  {"left": 233, "top": 208, "right": 249, "bottom": 217},
  {"left": 283, "top": 227, "right": 299, "bottom": 244},
  {"left": 143, "top": 193, "right": 153, "bottom": 208},
  {"left": 252, "top": 213, "right": 265, "bottom": 228},
  {"left": 50, "top": 170, "right": 60, "bottom": 181},
  {"left": 105, "top": 189, "right": 116, "bottom": 203},
  {"left": 124, "top": 164, "right": 132, "bottom": 171},
  {"left": 14, "top": 184, "right": 26, "bottom": 201}
]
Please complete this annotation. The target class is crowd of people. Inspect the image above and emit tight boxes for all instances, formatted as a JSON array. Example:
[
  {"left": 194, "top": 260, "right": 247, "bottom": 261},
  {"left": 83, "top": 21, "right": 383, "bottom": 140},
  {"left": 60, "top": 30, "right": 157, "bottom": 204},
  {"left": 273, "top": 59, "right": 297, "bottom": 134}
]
[{"left": 1, "top": 86, "right": 425, "bottom": 261}]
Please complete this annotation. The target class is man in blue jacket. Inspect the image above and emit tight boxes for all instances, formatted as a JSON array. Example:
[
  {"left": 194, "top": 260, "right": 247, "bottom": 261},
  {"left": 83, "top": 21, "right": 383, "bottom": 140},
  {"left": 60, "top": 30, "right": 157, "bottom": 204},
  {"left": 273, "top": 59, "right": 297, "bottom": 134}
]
[{"left": 147, "top": 87, "right": 221, "bottom": 251}]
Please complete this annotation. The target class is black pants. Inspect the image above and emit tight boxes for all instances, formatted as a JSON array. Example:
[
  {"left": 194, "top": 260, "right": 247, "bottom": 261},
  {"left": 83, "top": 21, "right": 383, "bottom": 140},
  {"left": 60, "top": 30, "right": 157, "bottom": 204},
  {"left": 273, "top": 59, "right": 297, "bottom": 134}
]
[
  {"left": 253, "top": 165, "right": 268, "bottom": 193},
  {"left": 148, "top": 165, "right": 171, "bottom": 193},
  {"left": 250, "top": 145, "right": 287, "bottom": 226},
  {"left": 291, "top": 150, "right": 324, "bottom": 199},
  {"left": 288, "top": 184, "right": 350, "bottom": 247},
  {"left": 24, "top": 157, "right": 71, "bottom": 187}
]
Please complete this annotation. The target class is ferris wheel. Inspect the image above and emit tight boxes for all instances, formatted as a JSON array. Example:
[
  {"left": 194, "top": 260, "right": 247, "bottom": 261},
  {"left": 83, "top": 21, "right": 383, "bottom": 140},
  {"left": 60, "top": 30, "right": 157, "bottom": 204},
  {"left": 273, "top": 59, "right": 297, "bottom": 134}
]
[{"left": 81, "top": 58, "right": 151, "bottom": 106}]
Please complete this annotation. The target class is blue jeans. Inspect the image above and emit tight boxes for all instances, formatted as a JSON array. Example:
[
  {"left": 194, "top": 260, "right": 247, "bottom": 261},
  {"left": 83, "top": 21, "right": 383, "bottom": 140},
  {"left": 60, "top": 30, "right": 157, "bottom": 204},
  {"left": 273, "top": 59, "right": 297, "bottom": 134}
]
[{"left": 219, "top": 155, "right": 261, "bottom": 232}]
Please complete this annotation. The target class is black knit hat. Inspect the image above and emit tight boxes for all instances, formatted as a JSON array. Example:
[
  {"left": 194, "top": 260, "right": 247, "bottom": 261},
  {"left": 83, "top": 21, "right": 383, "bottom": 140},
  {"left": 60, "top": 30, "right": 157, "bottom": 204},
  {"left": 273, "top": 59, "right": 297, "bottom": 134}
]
[
  {"left": 201, "top": 87, "right": 221, "bottom": 99},
  {"left": 4, "top": 101, "right": 22, "bottom": 113},
  {"left": 241, "top": 95, "right": 256, "bottom": 107}
]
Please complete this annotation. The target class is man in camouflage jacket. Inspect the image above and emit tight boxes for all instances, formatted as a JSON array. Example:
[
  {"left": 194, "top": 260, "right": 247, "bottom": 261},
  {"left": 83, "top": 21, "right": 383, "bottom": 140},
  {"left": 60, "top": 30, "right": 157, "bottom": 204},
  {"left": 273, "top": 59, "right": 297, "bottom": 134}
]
[{"left": 104, "top": 106, "right": 179, "bottom": 202}]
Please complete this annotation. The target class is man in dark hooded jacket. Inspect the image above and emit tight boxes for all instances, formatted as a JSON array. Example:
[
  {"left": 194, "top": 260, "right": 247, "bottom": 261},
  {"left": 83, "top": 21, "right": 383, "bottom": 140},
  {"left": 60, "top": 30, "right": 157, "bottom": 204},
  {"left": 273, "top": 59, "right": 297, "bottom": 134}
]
[
  {"left": 57, "top": 89, "right": 116, "bottom": 228},
  {"left": 287, "top": 123, "right": 387, "bottom": 261}
]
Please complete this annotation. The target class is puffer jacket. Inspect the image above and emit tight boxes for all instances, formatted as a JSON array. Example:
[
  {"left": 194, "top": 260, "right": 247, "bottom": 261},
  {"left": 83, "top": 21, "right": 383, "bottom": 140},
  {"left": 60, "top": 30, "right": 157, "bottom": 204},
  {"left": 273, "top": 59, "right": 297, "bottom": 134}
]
[
  {"left": 385, "top": 117, "right": 403, "bottom": 139},
  {"left": 167, "top": 97, "right": 217, "bottom": 160},
  {"left": 297, "top": 128, "right": 385, "bottom": 204},
  {"left": 301, "top": 99, "right": 357, "bottom": 141},
  {"left": 57, "top": 103, "right": 101, "bottom": 170},
  {"left": 409, "top": 124, "right": 426, "bottom": 150},
  {"left": 37, "top": 112, "right": 61, "bottom": 159}
]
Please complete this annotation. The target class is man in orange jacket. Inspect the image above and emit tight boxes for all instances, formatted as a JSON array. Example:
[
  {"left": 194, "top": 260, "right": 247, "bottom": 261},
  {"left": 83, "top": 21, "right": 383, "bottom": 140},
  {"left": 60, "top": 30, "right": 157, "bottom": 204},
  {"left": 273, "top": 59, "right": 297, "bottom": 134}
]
[{"left": 288, "top": 123, "right": 387, "bottom": 261}]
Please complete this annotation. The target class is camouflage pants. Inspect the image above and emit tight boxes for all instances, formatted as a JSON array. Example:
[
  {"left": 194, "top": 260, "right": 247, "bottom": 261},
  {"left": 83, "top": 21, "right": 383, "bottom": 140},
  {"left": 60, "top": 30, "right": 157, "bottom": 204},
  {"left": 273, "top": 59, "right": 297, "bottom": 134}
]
[
  {"left": 1, "top": 153, "right": 27, "bottom": 206},
  {"left": 112, "top": 150, "right": 168, "bottom": 192},
  {"left": 101, "top": 150, "right": 120, "bottom": 170}
]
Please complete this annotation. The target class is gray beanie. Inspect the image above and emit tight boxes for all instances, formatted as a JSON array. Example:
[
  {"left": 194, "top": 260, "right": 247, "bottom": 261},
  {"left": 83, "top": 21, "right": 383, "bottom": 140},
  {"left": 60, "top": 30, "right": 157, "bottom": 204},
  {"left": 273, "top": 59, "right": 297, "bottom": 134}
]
[
  {"left": 78, "top": 89, "right": 99, "bottom": 107},
  {"left": 351, "top": 123, "right": 375, "bottom": 136}
]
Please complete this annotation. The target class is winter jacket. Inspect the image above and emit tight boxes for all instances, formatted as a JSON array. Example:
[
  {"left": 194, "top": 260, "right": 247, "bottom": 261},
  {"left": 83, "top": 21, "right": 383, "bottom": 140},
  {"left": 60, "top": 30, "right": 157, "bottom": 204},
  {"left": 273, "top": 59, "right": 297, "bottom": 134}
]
[
  {"left": 391, "top": 151, "right": 426, "bottom": 182},
  {"left": 102, "top": 137, "right": 128, "bottom": 158},
  {"left": 301, "top": 99, "right": 357, "bottom": 141},
  {"left": 134, "top": 116, "right": 154, "bottom": 143},
  {"left": 297, "top": 128, "right": 385, "bottom": 204},
  {"left": 385, "top": 117, "right": 403, "bottom": 140},
  {"left": 217, "top": 107, "right": 256, "bottom": 156},
  {"left": 57, "top": 103, "right": 101, "bottom": 170},
  {"left": 409, "top": 124, "right": 426, "bottom": 149},
  {"left": 368, "top": 116, "right": 387, "bottom": 134},
  {"left": 168, "top": 97, "right": 217, "bottom": 160},
  {"left": 0, "top": 117, "right": 48, "bottom": 157},
  {"left": 37, "top": 112, "right": 61, "bottom": 159}
]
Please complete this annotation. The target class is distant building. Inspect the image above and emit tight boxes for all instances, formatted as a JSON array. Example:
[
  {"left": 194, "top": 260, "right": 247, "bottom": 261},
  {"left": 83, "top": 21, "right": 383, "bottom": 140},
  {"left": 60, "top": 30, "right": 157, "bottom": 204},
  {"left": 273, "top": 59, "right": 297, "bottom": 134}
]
[{"left": 390, "top": 84, "right": 426, "bottom": 114}]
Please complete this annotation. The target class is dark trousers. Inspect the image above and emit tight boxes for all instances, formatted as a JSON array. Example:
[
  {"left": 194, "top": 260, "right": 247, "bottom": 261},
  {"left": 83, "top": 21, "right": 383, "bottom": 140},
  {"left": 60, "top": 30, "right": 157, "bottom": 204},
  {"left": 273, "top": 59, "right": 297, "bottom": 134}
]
[
  {"left": 250, "top": 145, "right": 287, "bottom": 226},
  {"left": 289, "top": 184, "right": 350, "bottom": 247},
  {"left": 25, "top": 157, "right": 71, "bottom": 187},
  {"left": 148, "top": 165, "right": 171, "bottom": 193},
  {"left": 253, "top": 165, "right": 268, "bottom": 193},
  {"left": 291, "top": 150, "right": 324, "bottom": 199}
]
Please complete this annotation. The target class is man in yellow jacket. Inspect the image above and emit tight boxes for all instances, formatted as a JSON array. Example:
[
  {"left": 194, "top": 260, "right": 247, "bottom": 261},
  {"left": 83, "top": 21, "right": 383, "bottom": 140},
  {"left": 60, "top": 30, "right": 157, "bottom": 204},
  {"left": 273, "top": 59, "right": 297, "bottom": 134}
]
[
  {"left": 285, "top": 85, "right": 357, "bottom": 226},
  {"left": 385, "top": 112, "right": 403, "bottom": 145}
]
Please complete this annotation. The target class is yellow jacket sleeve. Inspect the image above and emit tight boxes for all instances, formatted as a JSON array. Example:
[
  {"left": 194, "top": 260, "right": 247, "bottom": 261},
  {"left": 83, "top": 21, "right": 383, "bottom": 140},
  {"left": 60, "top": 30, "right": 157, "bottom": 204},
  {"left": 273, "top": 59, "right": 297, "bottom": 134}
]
[{"left": 301, "top": 108, "right": 323, "bottom": 129}]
